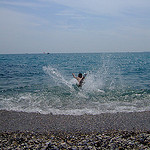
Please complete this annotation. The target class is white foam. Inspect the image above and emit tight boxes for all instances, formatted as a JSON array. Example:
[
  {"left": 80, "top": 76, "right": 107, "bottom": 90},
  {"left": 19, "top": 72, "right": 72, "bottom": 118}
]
[
  {"left": 97, "top": 89, "right": 105, "bottom": 93},
  {"left": 1, "top": 93, "right": 150, "bottom": 115}
]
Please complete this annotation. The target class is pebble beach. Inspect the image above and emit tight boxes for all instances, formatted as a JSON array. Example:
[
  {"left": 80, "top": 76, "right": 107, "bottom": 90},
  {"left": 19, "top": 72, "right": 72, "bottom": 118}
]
[
  {"left": 1, "top": 130, "right": 150, "bottom": 149},
  {"left": 0, "top": 110, "right": 150, "bottom": 149}
]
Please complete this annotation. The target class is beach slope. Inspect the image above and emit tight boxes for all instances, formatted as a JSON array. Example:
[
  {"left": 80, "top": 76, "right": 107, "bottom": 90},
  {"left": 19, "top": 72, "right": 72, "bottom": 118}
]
[{"left": 0, "top": 110, "right": 150, "bottom": 133}]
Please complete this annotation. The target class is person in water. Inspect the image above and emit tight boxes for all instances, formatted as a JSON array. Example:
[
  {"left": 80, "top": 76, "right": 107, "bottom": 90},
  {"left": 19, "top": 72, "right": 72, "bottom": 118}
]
[{"left": 72, "top": 73, "right": 87, "bottom": 87}]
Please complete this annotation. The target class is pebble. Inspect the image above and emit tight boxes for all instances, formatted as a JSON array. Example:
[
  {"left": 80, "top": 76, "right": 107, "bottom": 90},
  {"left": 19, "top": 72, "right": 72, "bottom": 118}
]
[{"left": 0, "top": 131, "right": 150, "bottom": 149}]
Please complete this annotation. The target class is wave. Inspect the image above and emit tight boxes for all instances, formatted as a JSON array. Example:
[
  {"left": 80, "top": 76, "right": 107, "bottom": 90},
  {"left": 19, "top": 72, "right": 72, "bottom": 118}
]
[{"left": 0, "top": 92, "right": 150, "bottom": 115}]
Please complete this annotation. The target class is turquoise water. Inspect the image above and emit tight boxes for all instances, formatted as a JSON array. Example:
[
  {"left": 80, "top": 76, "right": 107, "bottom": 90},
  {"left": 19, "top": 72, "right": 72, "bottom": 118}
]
[{"left": 0, "top": 53, "right": 150, "bottom": 115}]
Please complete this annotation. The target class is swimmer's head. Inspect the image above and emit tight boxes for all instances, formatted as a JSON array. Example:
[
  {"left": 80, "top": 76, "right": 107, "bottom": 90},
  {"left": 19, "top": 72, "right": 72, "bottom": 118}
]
[{"left": 78, "top": 73, "right": 82, "bottom": 78}]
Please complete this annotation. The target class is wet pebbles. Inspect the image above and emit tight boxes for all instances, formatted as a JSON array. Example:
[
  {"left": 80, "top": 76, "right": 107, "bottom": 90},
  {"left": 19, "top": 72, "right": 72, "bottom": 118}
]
[{"left": 1, "top": 130, "right": 150, "bottom": 149}]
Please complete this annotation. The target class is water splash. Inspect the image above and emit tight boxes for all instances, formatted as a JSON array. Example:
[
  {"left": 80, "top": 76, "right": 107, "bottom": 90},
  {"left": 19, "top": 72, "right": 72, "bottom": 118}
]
[
  {"left": 43, "top": 66, "right": 72, "bottom": 89},
  {"left": 83, "top": 70, "right": 104, "bottom": 93}
]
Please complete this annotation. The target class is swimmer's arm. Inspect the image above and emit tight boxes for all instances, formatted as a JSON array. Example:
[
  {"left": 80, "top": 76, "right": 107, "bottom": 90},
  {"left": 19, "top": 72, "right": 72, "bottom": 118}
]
[
  {"left": 83, "top": 73, "right": 87, "bottom": 79},
  {"left": 72, "top": 73, "right": 78, "bottom": 79}
]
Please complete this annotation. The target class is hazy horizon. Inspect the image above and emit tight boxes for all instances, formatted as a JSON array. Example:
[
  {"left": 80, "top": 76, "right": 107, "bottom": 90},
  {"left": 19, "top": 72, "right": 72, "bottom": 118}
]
[{"left": 0, "top": 51, "right": 150, "bottom": 55}]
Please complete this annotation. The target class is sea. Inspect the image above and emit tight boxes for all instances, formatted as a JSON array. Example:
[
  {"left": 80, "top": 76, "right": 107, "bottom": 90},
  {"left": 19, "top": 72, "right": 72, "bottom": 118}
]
[{"left": 0, "top": 52, "right": 150, "bottom": 115}]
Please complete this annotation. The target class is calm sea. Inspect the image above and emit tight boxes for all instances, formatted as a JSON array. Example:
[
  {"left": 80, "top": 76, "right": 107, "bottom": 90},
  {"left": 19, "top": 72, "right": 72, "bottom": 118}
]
[{"left": 0, "top": 53, "right": 150, "bottom": 115}]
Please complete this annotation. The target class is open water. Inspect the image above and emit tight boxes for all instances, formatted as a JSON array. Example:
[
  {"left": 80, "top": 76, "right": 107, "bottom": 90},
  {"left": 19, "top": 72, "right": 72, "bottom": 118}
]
[{"left": 0, "top": 53, "right": 150, "bottom": 115}]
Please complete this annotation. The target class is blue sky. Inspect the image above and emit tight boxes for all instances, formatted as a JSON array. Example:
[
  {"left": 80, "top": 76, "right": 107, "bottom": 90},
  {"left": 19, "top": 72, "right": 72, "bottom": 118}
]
[{"left": 0, "top": 0, "right": 150, "bottom": 54}]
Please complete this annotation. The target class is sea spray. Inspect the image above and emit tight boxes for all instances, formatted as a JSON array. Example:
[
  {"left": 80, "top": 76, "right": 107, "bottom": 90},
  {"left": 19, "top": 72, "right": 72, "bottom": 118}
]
[
  {"left": 83, "top": 70, "right": 104, "bottom": 92},
  {"left": 43, "top": 65, "right": 73, "bottom": 89}
]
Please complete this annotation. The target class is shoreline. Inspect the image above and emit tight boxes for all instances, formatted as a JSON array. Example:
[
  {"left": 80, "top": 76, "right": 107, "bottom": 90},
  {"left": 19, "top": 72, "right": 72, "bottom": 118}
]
[{"left": 1, "top": 110, "right": 150, "bottom": 133}]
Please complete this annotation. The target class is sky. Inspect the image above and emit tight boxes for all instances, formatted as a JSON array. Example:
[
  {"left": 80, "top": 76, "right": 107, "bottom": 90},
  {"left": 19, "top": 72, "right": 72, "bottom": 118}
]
[{"left": 0, "top": 0, "right": 150, "bottom": 54}]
